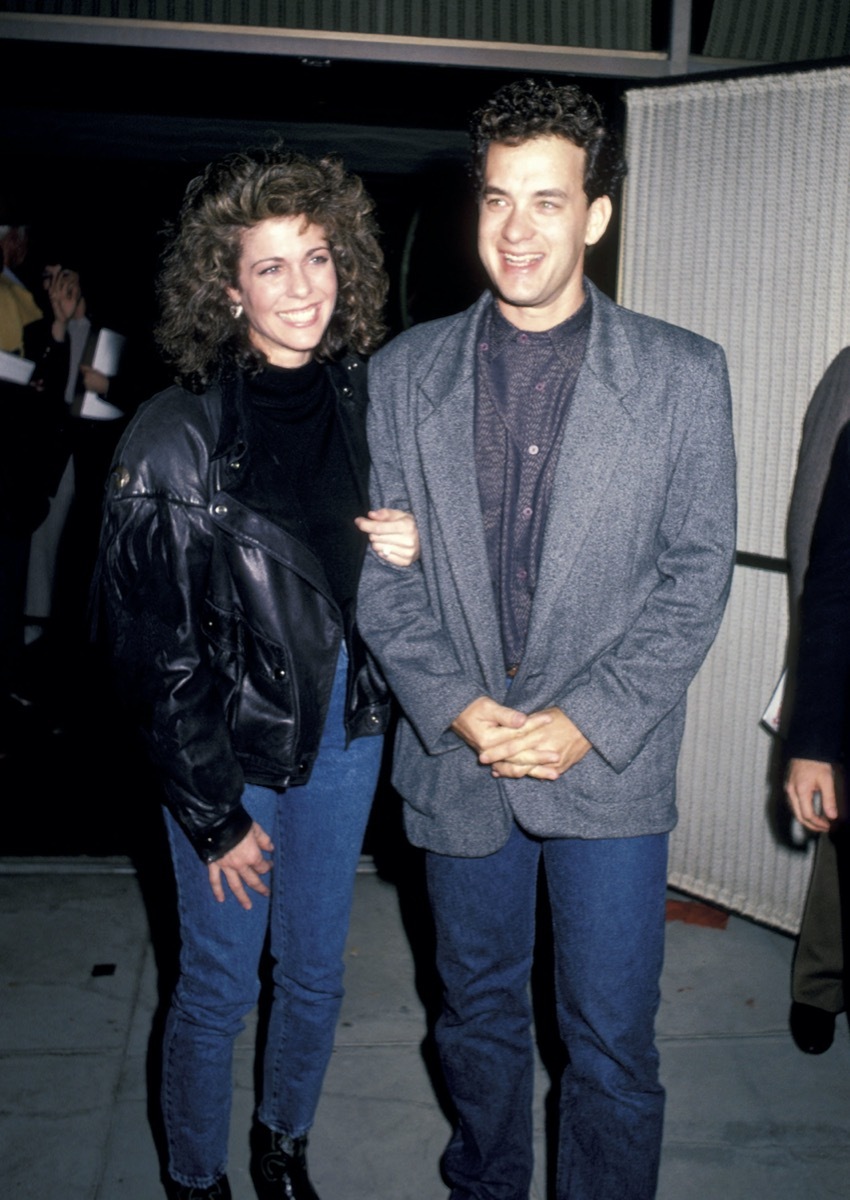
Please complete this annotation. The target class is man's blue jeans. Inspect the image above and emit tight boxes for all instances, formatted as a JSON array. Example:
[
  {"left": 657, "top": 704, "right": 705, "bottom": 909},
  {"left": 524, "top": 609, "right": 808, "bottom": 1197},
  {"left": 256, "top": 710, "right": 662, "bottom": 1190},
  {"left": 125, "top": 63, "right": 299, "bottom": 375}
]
[
  {"left": 426, "top": 822, "right": 668, "bottom": 1200},
  {"left": 161, "top": 648, "right": 382, "bottom": 1188}
]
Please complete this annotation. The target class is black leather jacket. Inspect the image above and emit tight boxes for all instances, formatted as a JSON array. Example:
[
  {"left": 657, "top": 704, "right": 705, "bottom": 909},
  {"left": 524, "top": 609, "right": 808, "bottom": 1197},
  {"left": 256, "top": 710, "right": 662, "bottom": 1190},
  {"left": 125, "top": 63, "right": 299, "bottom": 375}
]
[{"left": 97, "top": 356, "right": 390, "bottom": 861}]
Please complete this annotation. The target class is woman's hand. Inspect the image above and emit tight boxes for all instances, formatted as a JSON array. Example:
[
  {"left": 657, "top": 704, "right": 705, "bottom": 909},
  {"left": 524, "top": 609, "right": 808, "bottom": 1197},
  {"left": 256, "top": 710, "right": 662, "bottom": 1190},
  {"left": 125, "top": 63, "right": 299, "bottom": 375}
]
[
  {"left": 355, "top": 508, "right": 420, "bottom": 567},
  {"left": 207, "top": 821, "right": 274, "bottom": 910}
]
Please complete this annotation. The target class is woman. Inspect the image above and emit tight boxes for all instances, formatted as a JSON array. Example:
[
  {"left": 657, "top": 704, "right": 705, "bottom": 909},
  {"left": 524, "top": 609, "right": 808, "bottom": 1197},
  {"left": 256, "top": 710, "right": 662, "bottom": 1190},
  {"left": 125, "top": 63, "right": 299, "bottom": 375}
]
[{"left": 98, "top": 149, "right": 417, "bottom": 1200}]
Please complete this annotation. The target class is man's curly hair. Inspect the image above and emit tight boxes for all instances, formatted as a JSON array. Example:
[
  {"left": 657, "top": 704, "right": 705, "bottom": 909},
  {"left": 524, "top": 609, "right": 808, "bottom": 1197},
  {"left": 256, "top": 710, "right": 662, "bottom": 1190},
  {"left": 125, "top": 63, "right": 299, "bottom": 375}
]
[
  {"left": 471, "top": 79, "right": 627, "bottom": 203},
  {"left": 157, "top": 148, "right": 387, "bottom": 390}
]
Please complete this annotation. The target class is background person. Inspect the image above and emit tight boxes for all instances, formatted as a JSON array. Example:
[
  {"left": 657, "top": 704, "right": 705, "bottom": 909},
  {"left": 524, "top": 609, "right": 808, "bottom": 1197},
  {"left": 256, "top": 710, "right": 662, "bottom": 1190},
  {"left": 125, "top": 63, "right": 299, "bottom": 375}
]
[
  {"left": 785, "top": 349, "right": 850, "bottom": 1053},
  {"left": 785, "top": 419, "right": 850, "bottom": 1055},
  {"left": 97, "top": 148, "right": 417, "bottom": 1200}
]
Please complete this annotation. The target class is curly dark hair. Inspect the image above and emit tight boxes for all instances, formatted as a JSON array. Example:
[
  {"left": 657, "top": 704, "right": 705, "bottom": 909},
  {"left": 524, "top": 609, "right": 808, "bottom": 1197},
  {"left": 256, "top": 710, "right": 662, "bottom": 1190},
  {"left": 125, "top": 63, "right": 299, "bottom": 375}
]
[
  {"left": 470, "top": 79, "right": 626, "bottom": 203},
  {"left": 157, "top": 148, "right": 388, "bottom": 389}
]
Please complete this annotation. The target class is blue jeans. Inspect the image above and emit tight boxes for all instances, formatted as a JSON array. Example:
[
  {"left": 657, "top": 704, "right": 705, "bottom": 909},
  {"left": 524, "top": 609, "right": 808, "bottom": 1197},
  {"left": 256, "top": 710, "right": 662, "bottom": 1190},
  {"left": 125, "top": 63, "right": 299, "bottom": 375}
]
[
  {"left": 426, "top": 823, "right": 668, "bottom": 1200},
  {"left": 161, "top": 648, "right": 382, "bottom": 1188}
]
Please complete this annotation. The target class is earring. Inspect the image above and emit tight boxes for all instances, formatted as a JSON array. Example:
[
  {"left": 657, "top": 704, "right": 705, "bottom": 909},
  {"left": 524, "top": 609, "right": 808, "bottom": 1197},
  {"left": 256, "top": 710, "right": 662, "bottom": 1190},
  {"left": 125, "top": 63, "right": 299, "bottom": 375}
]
[{"left": 230, "top": 303, "right": 243, "bottom": 319}]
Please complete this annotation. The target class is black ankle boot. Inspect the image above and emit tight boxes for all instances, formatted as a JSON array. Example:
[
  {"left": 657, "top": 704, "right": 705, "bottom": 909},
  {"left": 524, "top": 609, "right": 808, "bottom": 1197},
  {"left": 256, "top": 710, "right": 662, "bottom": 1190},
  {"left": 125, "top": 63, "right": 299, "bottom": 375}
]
[
  {"left": 168, "top": 1177, "right": 232, "bottom": 1200},
  {"left": 250, "top": 1124, "right": 320, "bottom": 1200}
]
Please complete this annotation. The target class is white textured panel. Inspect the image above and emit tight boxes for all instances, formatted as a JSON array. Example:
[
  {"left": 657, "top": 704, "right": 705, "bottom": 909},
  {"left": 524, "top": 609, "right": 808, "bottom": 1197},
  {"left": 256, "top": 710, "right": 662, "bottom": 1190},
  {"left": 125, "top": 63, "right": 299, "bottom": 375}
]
[
  {"left": 672, "top": 565, "right": 813, "bottom": 931},
  {"left": 622, "top": 68, "right": 850, "bottom": 557},
  {"left": 621, "top": 69, "right": 850, "bottom": 928}
]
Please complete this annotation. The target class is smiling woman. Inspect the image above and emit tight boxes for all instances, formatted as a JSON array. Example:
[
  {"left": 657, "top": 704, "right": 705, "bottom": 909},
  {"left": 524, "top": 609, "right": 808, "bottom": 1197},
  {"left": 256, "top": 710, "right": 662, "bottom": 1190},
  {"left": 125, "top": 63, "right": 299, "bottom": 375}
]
[
  {"left": 226, "top": 217, "right": 338, "bottom": 367},
  {"left": 96, "top": 148, "right": 419, "bottom": 1200}
]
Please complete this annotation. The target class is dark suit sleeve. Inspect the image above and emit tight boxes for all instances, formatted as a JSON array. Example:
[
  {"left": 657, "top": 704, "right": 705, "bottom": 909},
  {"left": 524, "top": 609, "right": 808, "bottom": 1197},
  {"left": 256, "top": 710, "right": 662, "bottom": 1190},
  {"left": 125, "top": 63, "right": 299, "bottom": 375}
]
[{"left": 786, "top": 423, "right": 850, "bottom": 764}]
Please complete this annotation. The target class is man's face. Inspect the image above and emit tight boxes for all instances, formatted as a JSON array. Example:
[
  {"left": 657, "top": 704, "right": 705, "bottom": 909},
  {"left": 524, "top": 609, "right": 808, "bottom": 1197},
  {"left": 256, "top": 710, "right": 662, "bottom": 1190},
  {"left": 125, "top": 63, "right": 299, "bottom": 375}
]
[{"left": 477, "top": 135, "right": 612, "bottom": 331}]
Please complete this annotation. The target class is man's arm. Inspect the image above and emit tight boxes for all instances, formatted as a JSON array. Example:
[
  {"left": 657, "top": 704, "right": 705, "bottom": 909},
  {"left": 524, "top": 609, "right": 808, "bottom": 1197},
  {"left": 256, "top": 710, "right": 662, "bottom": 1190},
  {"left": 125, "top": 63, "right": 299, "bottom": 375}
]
[
  {"left": 357, "top": 344, "right": 534, "bottom": 754},
  {"left": 559, "top": 345, "right": 736, "bottom": 772},
  {"left": 785, "top": 423, "right": 850, "bottom": 826}
]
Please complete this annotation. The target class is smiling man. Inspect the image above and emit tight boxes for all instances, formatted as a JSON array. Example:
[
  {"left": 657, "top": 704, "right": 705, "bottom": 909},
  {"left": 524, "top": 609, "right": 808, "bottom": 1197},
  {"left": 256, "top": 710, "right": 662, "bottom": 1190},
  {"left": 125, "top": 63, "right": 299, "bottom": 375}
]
[{"left": 358, "top": 79, "right": 737, "bottom": 1200}]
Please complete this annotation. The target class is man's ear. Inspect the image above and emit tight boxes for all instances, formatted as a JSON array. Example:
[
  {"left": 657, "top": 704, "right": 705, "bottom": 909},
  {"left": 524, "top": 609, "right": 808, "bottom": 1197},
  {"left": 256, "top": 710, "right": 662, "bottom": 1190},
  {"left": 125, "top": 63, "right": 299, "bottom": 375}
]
[{"left": 585, "top": 195, "right": 613, "bottom": 247}]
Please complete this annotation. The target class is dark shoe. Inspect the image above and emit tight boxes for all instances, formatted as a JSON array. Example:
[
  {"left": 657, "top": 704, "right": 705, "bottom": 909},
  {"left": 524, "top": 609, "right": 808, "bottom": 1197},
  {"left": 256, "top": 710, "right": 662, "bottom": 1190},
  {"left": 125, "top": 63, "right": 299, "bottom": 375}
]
[
  {"left": 251, "top": 1123, "right": 320, "bottom": 1200},
  {"left": 789, "top": 1000, "right": 836, "bottom": 1054},
  {"left": 168, "top": 1177, "right": 232, "bottom": 1200}
]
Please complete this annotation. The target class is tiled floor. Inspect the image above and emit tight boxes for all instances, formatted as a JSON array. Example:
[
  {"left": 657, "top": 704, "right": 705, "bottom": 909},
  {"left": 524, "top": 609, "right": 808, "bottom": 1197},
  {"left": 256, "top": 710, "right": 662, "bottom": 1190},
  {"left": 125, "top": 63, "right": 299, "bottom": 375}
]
[{"left": 2, "top": 857, "right": 849, "bottom": 1199}]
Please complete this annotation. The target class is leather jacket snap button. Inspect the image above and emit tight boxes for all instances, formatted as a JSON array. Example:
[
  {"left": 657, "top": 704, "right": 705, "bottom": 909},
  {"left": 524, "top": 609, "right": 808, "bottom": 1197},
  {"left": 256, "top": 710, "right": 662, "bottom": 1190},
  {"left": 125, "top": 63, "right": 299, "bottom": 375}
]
[
  {"left": 213, "top": 503, "right": 228, "bottom": 515},
  {"left": 273, "top": 667, "right": 287, "bottom": 680},
  {"left": 113, "top": 466, "right": 130, "bottom": 489}
]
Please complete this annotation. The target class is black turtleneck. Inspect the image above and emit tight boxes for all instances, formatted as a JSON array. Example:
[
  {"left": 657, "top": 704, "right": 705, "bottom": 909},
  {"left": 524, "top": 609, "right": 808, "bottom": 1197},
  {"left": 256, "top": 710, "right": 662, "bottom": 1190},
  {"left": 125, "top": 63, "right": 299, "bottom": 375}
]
[{"left": 244, "top": 360, "right": 364, "bottom": 614}]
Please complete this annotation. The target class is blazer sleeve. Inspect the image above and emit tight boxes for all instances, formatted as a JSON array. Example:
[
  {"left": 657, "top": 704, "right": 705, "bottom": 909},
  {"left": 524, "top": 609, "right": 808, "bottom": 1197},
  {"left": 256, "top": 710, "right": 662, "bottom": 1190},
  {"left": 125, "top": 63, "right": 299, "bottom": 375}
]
[
  {"left": 357, "top": 346, "right": 485, "bottom": 753},
  {"left": 557, "top": 342, "right": 737, "bottom": 772},
  {"left": 786, "top": 422, "right": 850, "bottom": 764}
]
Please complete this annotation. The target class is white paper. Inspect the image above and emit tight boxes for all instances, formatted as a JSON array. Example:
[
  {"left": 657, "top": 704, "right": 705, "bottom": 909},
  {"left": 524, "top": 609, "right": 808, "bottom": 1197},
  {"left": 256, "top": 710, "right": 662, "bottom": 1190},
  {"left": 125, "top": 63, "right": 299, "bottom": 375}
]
[
  {"left": 90, "top": 327, "right": 125, "bottom": 377},
  {"left": 760, "top": 668, "right": 786, "bottom": 735},
  {"left": 80, "top": 327, "right": 125, "bottom": 419},
  {"left": 0, "top": 349, "right": 35, "bottom": 386}
]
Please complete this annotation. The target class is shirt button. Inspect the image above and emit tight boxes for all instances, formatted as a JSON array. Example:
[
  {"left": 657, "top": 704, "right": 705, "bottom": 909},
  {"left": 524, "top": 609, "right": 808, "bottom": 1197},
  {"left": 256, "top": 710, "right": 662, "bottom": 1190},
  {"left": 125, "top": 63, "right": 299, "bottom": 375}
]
[
  {"left": 522, "top": 505, "right": 533, "bottom": 519},
  {"left": 535, "top": 382, "right": 545, "bottom": 392},
  {"left": 479, "top": 341, "right": 489, "bottom": 352},
  {"left": 517, "top": 568, "right": 528, "bottom": 581},
  {"left": 519, "top": 334, "right": 529, "bottom": 344},
  {"left": 528, "top": 444, "right": 539, "bottom": 456}
]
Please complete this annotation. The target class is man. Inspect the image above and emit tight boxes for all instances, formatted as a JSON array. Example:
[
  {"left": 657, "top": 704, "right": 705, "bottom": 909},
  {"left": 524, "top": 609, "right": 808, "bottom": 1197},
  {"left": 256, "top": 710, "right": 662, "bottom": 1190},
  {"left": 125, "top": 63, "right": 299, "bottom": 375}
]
[
  {"left": 358, "top": 80, "right": 736, "bottom": 1199},
  {"left": 785, "top": 420, "right": 850, "bottom": 1051},
  {"left": 785, "top": 351, "right": 850, "bottom": 1054}
]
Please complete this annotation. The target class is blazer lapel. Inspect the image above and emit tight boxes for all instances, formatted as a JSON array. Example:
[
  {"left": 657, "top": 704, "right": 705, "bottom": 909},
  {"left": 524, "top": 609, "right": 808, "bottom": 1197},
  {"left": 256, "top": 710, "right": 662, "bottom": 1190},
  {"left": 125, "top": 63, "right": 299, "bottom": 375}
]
[
  {"left": 415, "top": 296, "right": 505, "bottom": 689},
  {"left": 526, "top": 286, "right": 639, "bottom": 649}
]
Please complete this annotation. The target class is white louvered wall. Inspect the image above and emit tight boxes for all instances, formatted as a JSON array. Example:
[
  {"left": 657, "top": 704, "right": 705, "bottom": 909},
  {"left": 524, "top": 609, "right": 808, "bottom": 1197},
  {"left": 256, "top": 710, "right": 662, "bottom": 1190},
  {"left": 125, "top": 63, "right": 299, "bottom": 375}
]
[{"left": 620, "top": 67, "right": 850, "bottom": 931}]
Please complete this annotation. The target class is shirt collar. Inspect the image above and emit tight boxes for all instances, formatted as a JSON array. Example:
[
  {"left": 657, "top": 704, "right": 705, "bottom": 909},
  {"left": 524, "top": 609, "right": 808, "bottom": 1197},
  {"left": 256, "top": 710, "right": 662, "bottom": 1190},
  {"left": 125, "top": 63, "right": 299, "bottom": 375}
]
[{"left": 481, "top": 286, "right": 593, "bottom": 366}]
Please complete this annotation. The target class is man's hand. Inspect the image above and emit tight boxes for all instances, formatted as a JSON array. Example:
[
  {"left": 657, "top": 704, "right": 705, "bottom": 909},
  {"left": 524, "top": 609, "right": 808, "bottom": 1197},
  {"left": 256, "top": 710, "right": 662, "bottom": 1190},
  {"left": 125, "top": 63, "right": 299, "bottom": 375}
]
[
  {"left": 354, "top": 508, "right": 420, "bottom": 567},
  {"left": 451, "top": 695, "right": 552, "bottom": 761},
  {"left": 785, "top": 758, "right": 839, "bottom": 834},
  {"left": 480, "top": 707, "right": 592, "bottom": 781},
  {"left": 207, "top": 821, "right": 274, "bottom": 910}
]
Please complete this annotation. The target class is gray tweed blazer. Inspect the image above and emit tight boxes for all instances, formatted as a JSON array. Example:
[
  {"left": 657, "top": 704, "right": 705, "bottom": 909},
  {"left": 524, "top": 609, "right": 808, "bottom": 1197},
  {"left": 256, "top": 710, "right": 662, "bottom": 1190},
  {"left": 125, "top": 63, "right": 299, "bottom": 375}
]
[{"left": 358, "top": 282, "right": 737, "bottom": 857}]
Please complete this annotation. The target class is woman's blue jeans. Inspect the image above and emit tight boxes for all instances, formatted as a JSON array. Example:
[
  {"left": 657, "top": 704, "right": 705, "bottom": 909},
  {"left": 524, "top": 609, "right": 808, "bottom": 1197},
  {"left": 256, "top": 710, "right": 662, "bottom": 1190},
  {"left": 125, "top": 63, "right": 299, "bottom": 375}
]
[
  {"left": 426, "top": 823, "right": 668, "bottom": 1200},
  {"left": 161, "top": 649, "right": 382, "bottom": 1188}
]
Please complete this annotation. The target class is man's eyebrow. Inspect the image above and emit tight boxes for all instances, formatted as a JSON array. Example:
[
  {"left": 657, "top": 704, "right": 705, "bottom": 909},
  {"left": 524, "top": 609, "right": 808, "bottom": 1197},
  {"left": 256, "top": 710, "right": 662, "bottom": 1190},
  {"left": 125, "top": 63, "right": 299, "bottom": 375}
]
[{"left": 481, "top": 185, "right": 568, "bottom": 199}]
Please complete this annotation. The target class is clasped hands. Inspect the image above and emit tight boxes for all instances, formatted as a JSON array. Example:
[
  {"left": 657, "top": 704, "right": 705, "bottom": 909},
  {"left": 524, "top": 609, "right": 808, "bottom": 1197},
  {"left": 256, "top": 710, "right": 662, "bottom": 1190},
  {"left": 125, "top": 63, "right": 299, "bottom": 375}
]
[{"left": 452, "top": 695, "right": 591, "bottom": 781}]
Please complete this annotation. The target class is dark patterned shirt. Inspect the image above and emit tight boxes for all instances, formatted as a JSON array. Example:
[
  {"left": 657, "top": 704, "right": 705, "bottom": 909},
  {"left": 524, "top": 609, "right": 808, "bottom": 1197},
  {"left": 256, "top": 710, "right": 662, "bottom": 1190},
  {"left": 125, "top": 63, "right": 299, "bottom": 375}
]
[{"left": 475, "top": 292, "right": 592, "bottom": 671}]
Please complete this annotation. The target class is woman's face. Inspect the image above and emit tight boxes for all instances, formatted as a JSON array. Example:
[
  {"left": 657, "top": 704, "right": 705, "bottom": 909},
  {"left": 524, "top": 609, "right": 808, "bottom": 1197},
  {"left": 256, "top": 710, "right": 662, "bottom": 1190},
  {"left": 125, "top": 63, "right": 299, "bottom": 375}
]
[{"left": 226, "top": 215, "right": 338, "bottom": 368}]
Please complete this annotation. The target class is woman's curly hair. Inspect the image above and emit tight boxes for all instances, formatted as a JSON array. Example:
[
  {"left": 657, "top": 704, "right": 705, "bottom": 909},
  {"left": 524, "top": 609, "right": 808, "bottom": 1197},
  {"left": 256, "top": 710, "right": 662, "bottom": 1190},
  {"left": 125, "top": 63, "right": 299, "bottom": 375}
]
[
  {"left": 157, "top": 148, "right": 388, "bottom": 390},
  {"left": 471, "top": 79, "right": 626, "bottom": 204}
]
